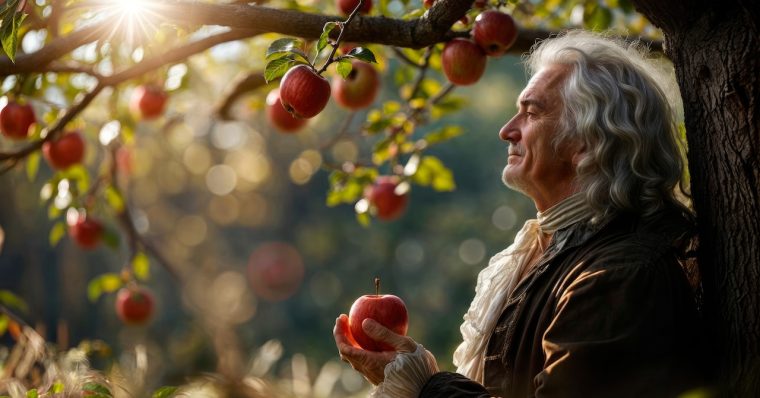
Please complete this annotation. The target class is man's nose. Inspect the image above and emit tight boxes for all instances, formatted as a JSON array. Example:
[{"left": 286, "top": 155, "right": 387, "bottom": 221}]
[{"left": 499, "top": 116, "right": 520, "bottom": 143}]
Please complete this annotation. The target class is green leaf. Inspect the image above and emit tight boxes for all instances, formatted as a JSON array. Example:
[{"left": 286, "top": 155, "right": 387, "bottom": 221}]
[
  {"left": 264, "top": 57, "right": 298, "bottom": 83},
  {"left": 82, "top": 383, "right": 112, "bottom": 397},
  {"left": 356, "top": 211, "right": 371, "bottom": 227},
  {"left": 584, "top": 4, "right": 613, "bottom": 31},
  {"left": 346, "top": 47, "right": 377, "bottom": 63},
  {"left": 336, "top": 58, "right": 353, "bottom": 79},
  {"left": 410, "top": 156, "right": 456, "bottom": 191},
  {"left": 26, "top": 389, "right": 37, "bottom": 398},
  {"left": 423, "top": 125, "right": 463, "bottom": 146},
  {"left": 49, "top": 221, "right": 66, "bottom": 247},
  {"left": 102, "top": 228, "right": 120, "bottom": 249},
  {"left": 152, "top": 386, "right": 179, "bottom": 398},
  {"left": 1, "top": 11, "right": 26, "bottom": 63},
  {"left": 87, "top": 278, "right": 103, "bottom": 302},
  {"left": 52, "top": 381, "right": 65, "bottom": 393},
  {"left": 99, "top": 273, "right": 123, "bottom": 293},
  {"left": 265, "top": 38, "right": 304, "bottom": 59},
  {"left": 104, "top": 186, "right": 125, "bottom": 213},
  {"left": 132, "top": 252, "right": 150, "bottom": 281},
  {"left": 318, "top": 22, "right": 339, "bottom": 54},
  {"left": 0, "top": 290, "right": 28, "bottom": 313},
  {"left": 26, "top": 151, "right": 40, "bottom": 182},
  {"left": 0, "top": 315, "right": 8, "bottom": 336}
]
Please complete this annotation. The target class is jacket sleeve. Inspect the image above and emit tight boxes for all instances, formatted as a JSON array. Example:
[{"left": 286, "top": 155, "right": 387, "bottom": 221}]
[
  {"left": 418, "top": 372, "right": 492, "bottom": 398},
  {"left": 534, "top": 254, "right": 703, "bottom": 398}
]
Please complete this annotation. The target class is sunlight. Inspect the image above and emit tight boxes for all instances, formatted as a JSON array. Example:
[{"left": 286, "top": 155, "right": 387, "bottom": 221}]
[{"left": 98, "top": 0, "right": 161, "bottom": 47}]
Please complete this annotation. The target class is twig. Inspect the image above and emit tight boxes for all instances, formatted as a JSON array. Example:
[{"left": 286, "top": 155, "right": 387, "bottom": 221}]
[
  {"left": 316, "top": 0, "right": 366, "bottom": 75},
  {"left": 406, "top": 46, "right": 433, "bottom": 101},
  {"left": 319, "top": 111, "right": 356, "bottom": 150},
  {"left": 391, "top": 47, "right": 424, "bottom": 68},
  {"left": 214, "top": 72, "right": 267, "bottom": 121}
]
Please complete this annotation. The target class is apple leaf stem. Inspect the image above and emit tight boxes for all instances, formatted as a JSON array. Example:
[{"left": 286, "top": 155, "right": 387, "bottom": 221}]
[
  {"left": 316, "top": 0, "right": 365, "bottom": 75},
  {"left": 374, "top": 276, "right": 380, "bottom": 296},
  {"left": 406, "top": 46, "right": 434, "bottom": 101}
]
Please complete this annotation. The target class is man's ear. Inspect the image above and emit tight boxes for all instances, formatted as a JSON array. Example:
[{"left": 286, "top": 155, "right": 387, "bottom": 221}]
[{"left": 571, "top": 143, "right": 587, "bottom": 168}]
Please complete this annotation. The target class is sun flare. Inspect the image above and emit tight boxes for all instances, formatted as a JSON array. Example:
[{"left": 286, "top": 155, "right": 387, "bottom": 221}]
[{"left": 99, "top": 0, "right": 161, "bottom": 47}]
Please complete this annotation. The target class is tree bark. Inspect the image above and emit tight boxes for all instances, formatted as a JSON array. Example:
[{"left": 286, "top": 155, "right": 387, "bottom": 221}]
[{"left": 634, "top": 1, "right": 760, "bottom": 395}]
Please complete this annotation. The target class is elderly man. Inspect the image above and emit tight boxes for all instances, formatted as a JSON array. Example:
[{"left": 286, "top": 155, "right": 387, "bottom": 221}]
[{"left": 334, "top": 30, "right": 705, "bottom": 397}]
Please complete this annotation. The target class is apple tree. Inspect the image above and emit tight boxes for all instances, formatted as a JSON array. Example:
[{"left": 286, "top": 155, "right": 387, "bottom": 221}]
[{"left": 0, "top": 0, "right": 757, "bottom": 396}]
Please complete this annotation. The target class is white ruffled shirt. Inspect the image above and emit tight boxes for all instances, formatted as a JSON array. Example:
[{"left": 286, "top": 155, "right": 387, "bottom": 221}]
[{"left": 371, "top": 193, "right": 593, "bottom": 397}]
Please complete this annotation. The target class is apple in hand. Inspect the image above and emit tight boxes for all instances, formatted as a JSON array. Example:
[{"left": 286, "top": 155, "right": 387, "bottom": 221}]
[
  {"left": 266, "top": 88, "right": 307, "bottom": 132},
  {"left": 67, "top": 213, "right": 103, "bottom": 249},
  {"left": 365, "top": 175, "right": 409, "bottom": 221},
  {"left": 337, "top": 0, "right": 372, "bottom": 15},
  {"left": 279, "top": 65, "right": 331, "bottom": 119},
  {"left": 472, "top": 10, "right": 518, "bottom": 57},
  {"left": 130, "top": 85, "right": 168, "bottom": 120},
  {"left": 43, "top": 131, "right": 85, "bottom": 170},
  {"left": 441, "top": 38, "right": 487, "bottom": 86},
  {"left": 115, "top": 286, "right": 155, "bottom": 325},
  {"left": 0, "top": 101, "right": 35, "bottom": 140},
  {"left": 348, "top": 277, "right": 408, "bottom": 352},
  {"left": 332, "top": 61, "right": 380, "bottom": 110}
]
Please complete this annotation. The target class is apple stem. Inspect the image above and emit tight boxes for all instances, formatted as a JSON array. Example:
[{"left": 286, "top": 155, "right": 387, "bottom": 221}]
[
  {"left": 316, "top": 0, "right": 365, "bottom": 75},
  {"left": 374, "top": 276, "right": 380, "bottom": 296}
]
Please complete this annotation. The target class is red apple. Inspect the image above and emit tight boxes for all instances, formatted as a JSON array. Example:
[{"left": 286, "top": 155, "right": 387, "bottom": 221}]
[
  {"left": 365, "top": 176, "right": 409, "bottom": 221},
  {"left": 279, "top": 65, "right": 331, "bottom": 119},
  {"left": 67, "top": 213, "right": 103, "bottom": 249},
  {"left": 247, "top": 242, "right": 305, "bottom": 302},
  {"left": 332, "top": 61, "right": 380, "bottom": 110},
  {"left": 42, "top": 131, "right": 85, "bottom": 170},
  {"left": 423, "top": 0, "right": 435, "bottom": 8},
  {"left": 472, "top": 10, "right": 518, "bottom": 57},
  {"left": 473, "top": 0, "right": 487, "bottom": 8},
  {"left": 0, "top": 101, "right": 35, "bottom": 140},
  {"left": 266, "top": 88, "right": 307, "bottom": 132},
  {"left": 130, "top": 85, "right": 168, "bottom": 120},
  {"left": 115, "top": 286, "right": 155, "bottom": 325},
  {"left": 441, "top": 38, "right": 487, "bottom": 86},
  {"left": 348, "top": 278, "right": 408, "bottom": 352},
  {"left": 337, "top": 0, "right": 372, "bottom": 15}
]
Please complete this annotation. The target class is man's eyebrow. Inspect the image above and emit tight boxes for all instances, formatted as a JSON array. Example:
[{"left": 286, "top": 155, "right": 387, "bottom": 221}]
[{"left": 517, "top": 98, "right": 545, "bottom": 109}]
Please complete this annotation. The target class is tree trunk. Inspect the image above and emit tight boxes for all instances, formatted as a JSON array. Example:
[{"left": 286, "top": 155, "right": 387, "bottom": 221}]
[{"left": 635, "top": 1, "right": 760, "bottom": 395}]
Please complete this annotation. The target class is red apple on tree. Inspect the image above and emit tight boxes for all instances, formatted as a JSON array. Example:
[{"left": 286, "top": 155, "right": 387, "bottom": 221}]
[
  {"left": 365, "top": 175, "right": 409, "bottom": 221},
  {"left": 332, "top": 61, "right": 381, "bottom": 110},
  {"left": 337, "top": 0, "right": 372, "bottom": 15},
  {"left": 0, "top": 101, "right": 35, "bottom": 140},
  {"left": 441, "top": 38, "right": 487, "bottom": 86},
  {"left": 67, "top": 212, "right": 103, "bottom": 249},
  {"left": 115, "top": 286, "right": 155, "bottom": 325},
  {"left": 348, "top": 277, "right": 408, "bottom": 352},
  {"left": 266, "top": 88, "right": 307, "bottom": 133},
  {"left": 130, "top": 84, "right": 168, "bottom": 120},
  {"left": 472, "top": 10, "right": 518, "bottom": 57},
  {"left": 42, "top": 131, "right": 85, "bottom": 170},
  {"left": 279, "top": 65, "right": 332, "bottom": 119},
  {"left": 247, "top": 242, "right": 305, "bottom": 302}
]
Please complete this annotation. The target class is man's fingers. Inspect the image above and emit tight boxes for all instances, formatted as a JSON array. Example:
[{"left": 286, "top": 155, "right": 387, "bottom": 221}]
[{"left": 362, "top": 318, "right": 417, "bottom": 352}]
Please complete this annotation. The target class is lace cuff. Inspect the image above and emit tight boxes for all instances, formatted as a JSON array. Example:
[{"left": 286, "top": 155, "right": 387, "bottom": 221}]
[{"left": 370, "top": 344, "right": 439, "bottom": 398}]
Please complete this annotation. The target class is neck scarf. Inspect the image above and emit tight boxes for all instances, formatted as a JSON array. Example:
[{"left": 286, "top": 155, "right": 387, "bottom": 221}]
[{"left": 453, "top": 193, "right": 593, "bottom": 382}]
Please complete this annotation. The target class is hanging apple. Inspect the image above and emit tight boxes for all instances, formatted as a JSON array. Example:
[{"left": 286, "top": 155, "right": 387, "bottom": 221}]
[
  {"left": 130, "top": 85, "right": 168, "bottom": 120},
  {"left": 0, "top": 101, "right": 35, "bottom": 140},
  {"left": 42, "top": 131, "right": 85, "bottom": 170},
  {"left": 348, "top": 277, "right": 408, "bottom": 352},
  {"left": 332, "top": 61, "right": 380, "bottom": 110},
  {"left": 337, "top": 0, "right": 372, "bottom": 15},
  {"left": 68, "top": 213, "right": 103, "bottom": 250},
  {"left": 266, "top": 88, "right": 308, "bottom": 133},
  {"left": 441, "top": 38, "right": 487, "bottom": 86},
  {"left": 115, "top": 286, "right": 155, "bottom": 325},
  {"left": 472, "top": 10, "right": 518, "bottom": 57},
  {"left": 365, "top": 176, "right": 409, "bottom": 221},
  {"left": 279, "top": 65, "right": 332, "bottom": 119},
  {"left": 247, "top": 242, "right": 305, "bottom": 302}
]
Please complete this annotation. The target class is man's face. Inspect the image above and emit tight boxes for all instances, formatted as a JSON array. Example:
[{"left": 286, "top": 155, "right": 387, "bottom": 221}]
[{"left": 499, "top": 64, "right": 579, "bottom": 210}]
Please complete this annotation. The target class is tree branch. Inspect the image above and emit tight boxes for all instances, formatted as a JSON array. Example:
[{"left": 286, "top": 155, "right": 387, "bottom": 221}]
[{"left": 214, "top": 72, "right": 267, "bottom": 120}]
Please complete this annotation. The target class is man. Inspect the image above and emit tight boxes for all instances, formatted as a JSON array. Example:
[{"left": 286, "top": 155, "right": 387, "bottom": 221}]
[{"left": 334, "top": 30, "right": 705, "bottom": 397}]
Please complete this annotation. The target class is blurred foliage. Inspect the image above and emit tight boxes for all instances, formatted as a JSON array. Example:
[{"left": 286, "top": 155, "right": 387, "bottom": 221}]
[{"left": 0, "top": 0, "right": 660, "bottom": 396}]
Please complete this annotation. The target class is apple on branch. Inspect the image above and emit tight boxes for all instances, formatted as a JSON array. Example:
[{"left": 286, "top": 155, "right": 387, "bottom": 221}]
[
  {"left": 0, "top": 100, "right": 36, "bottom": 140},
  {"left": 332, "top": 60, "right": 380, "bottom": 110},
  {"left": 472, "top": 10, "right": 518, "bottom": 57},
  {"left": 115, "top": 286, "right": 155, "bottom": 325},
  {"left": 337, "top": 0, "right": 372, "bottom": 16},
  {"left": 279, "top": 65, "right": 332, "bottom": 119},
  {"left": 266, "top": 88, "right": 308, "bottom": 133},
  {"left": 348, "top": 277, "right": 408, "bottom": 352},
  {"left": 67, "top": 211, "right": 104, "bottom": 250},
  {"left": 441, "top": 38, "right": 487, "bottom": 86},
  {"left": 130, "top": 84, "right": 168, "bottom": 120},
  {"left": 365, "top": 175, "right": 409, "bottom": 221},
  {"left": 43, "top": 131, "right": 85, "bottom": 170}
]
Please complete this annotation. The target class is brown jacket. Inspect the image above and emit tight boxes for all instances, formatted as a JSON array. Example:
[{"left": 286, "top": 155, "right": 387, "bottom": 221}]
[{"left": 420, "top": 207, "right": 705, "bottom": 397}]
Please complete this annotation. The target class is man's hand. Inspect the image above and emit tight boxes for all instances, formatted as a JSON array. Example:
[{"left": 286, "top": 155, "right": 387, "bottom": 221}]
[{"left": 333, "top": 313, "right": 418, "bottom": 385}]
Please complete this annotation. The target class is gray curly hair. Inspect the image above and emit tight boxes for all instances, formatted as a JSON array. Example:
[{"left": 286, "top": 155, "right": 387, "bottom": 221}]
[{"left": 527, "top": 31, "right": 691, "bottom": 220}]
